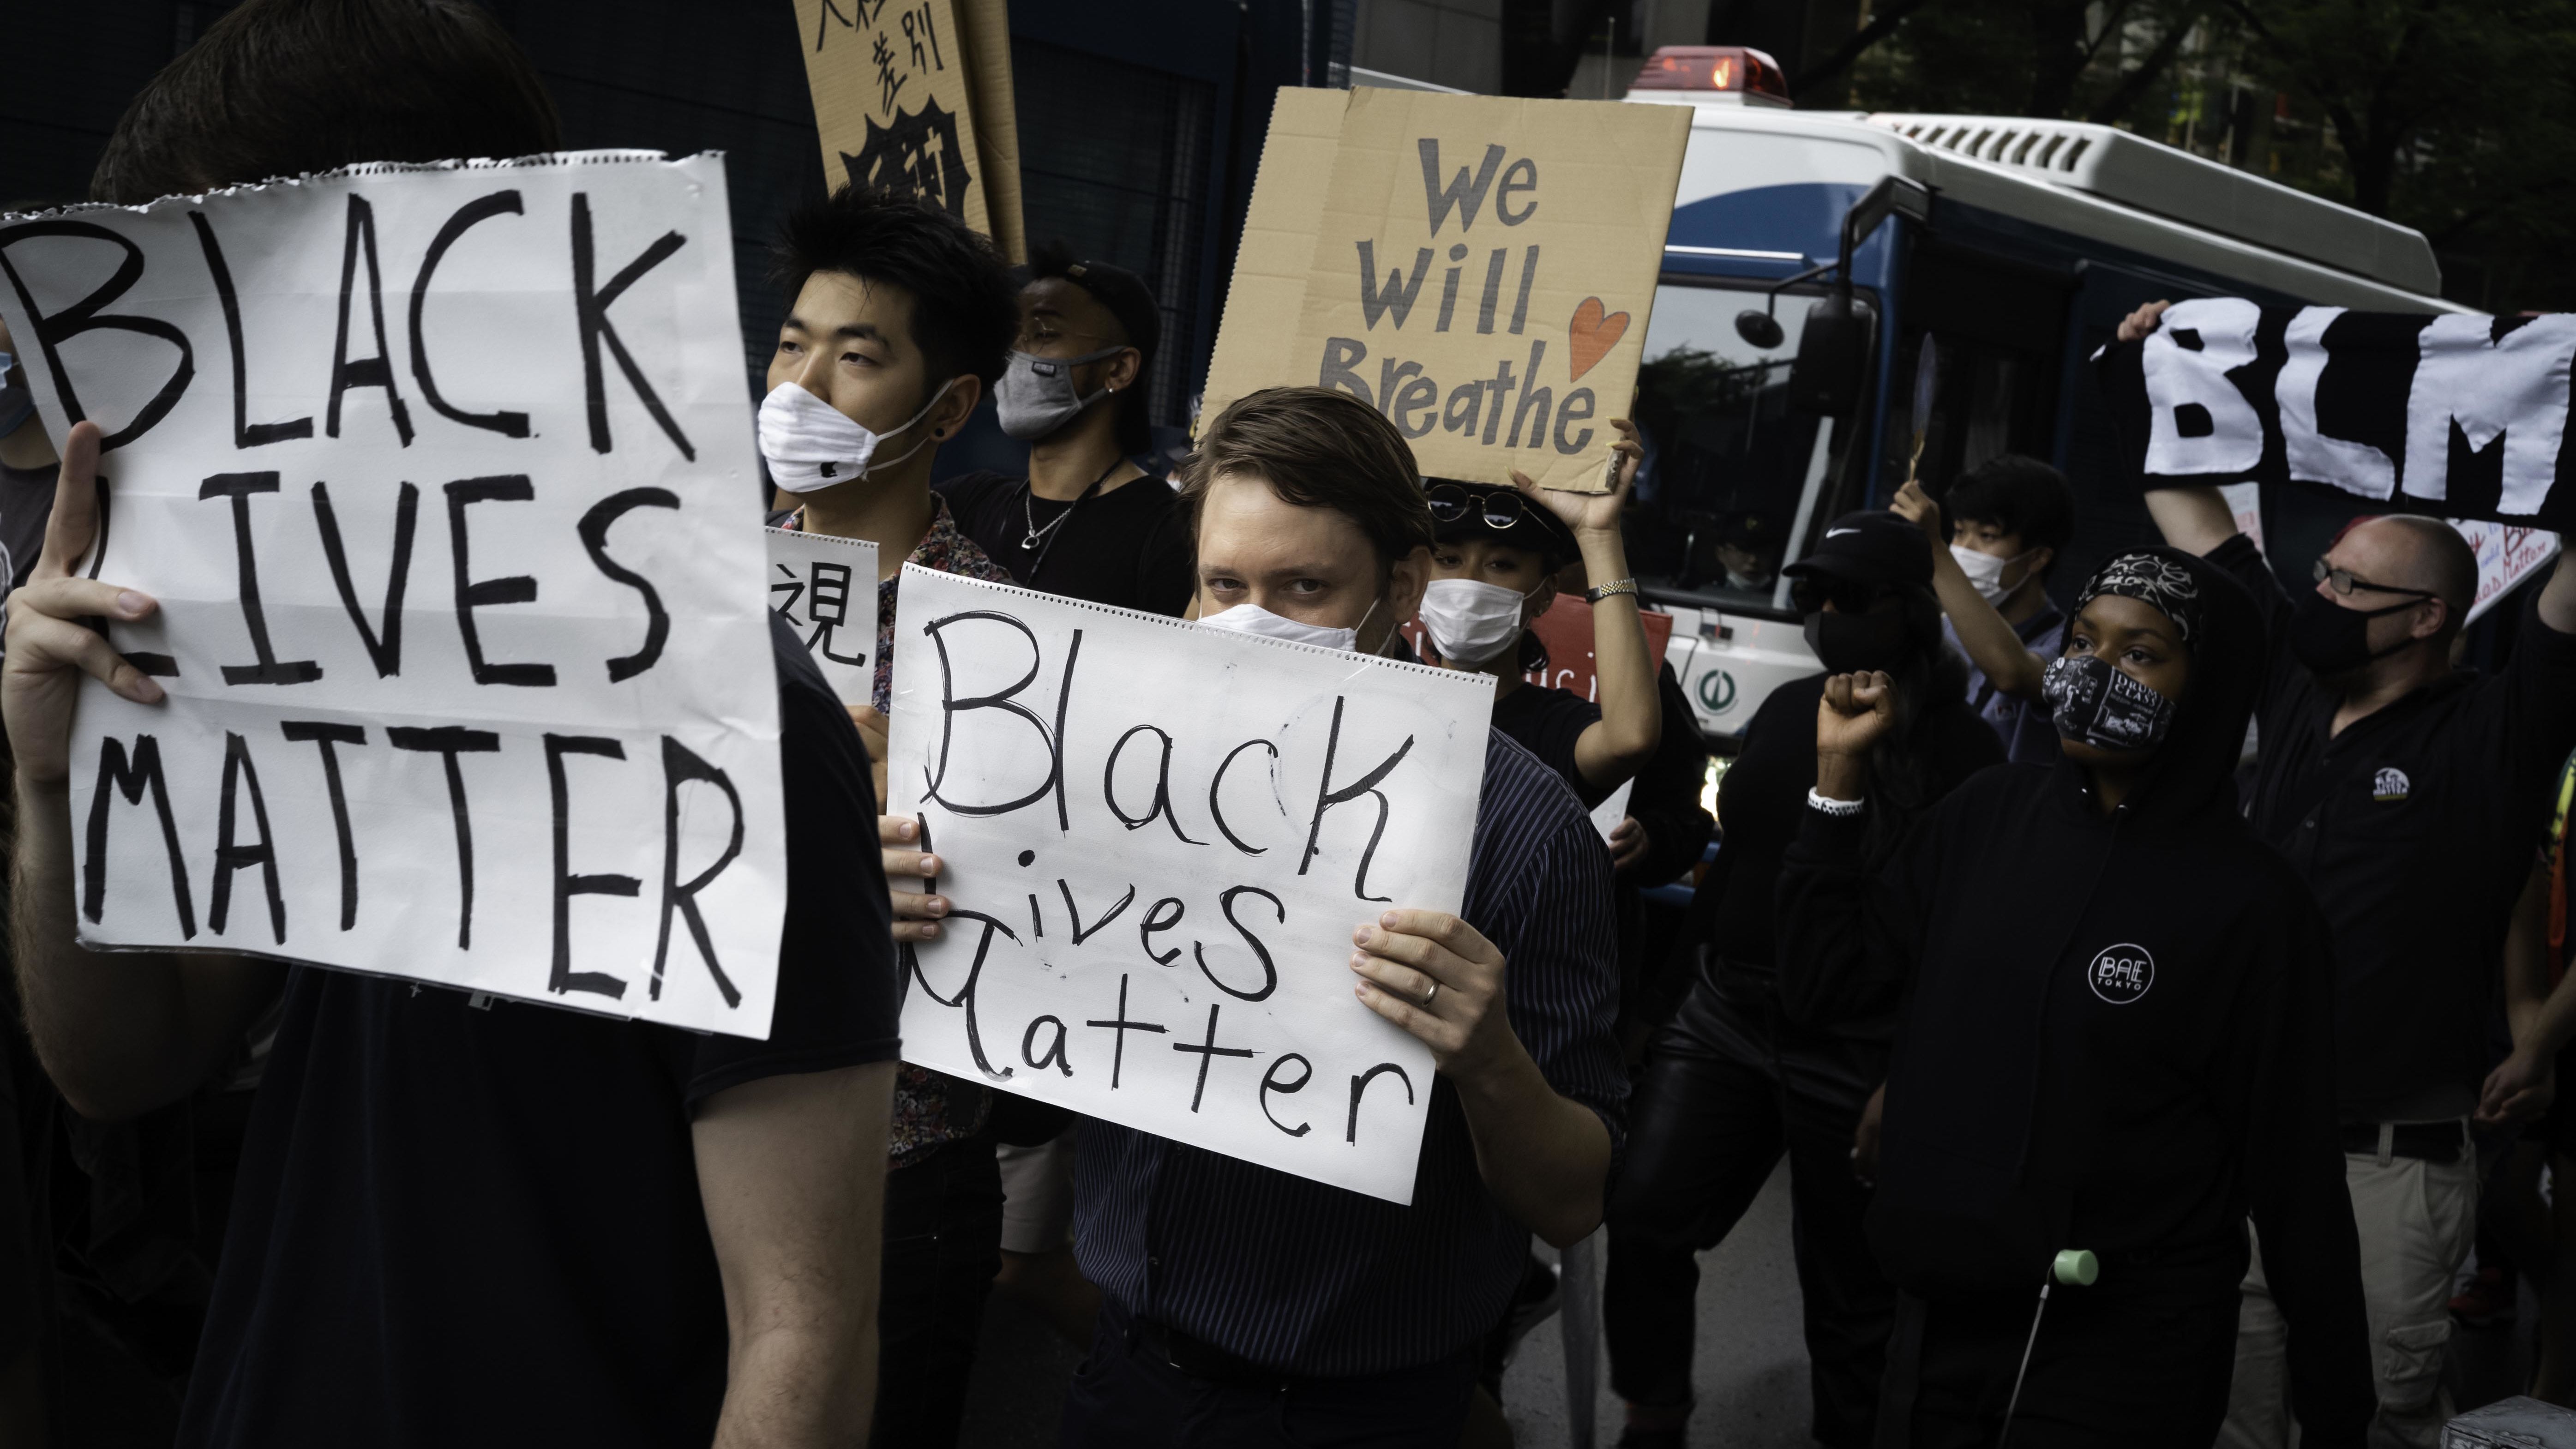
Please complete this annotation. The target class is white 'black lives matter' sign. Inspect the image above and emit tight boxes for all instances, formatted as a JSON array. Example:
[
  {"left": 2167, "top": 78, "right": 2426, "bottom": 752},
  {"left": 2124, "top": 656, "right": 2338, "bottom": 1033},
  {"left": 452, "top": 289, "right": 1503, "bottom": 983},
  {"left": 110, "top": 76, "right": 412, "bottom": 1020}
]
[
  {"left": 885, "top": 569, "right": 1492, "bottom": 1202},
  {"left": 0, "top": 153, "right": 787, "bottom": 1037},
  {"left": 2097, "top": 298, "right": 2576, "bottom": 528}
]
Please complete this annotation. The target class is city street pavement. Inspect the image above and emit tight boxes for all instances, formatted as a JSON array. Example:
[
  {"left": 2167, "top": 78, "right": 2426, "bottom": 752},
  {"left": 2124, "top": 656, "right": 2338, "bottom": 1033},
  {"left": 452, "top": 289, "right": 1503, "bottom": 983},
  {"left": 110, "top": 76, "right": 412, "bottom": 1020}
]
[
  {"left": 959, "top": 1162, "right": 1812, "bottom": 1449},
  {"left": 955, "top": 1158, "right": 2542, "bottom": 1449}
]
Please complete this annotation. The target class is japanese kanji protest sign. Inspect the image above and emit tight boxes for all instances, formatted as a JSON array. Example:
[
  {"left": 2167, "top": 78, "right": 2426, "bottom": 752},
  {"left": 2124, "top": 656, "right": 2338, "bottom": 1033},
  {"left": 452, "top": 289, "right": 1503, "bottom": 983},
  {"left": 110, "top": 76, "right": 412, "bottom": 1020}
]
[
  {"left": 0, "top": 152, "right": 786, "bottom": 1038},
  {"left": 1201, "top": 87, "right": 1690, "bottom": 493},
  {"left": 767, "top": 528, "right": 880, "bottom": 705},
  {"left": 2097, "top": 299, "right": 2576, "bottom": 529},
  {"left": 793, "top": 0, "right": 1025, "bottom": 262},
  {"left": 884, "top": 568, "right": 1493, "bottom": 1202}
]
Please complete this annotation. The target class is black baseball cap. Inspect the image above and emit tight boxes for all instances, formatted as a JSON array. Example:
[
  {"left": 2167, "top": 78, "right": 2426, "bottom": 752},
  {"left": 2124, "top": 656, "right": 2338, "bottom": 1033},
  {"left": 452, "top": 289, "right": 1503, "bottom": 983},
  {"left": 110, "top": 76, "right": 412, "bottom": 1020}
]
[
  {"left": 1422, "top": 478, "right": 1580, "bottom": 571},
  {"left": 1049, "top": 256, "right": 1160, "bottom": 360},
  {"left": 1782, "top": 510, "right": 1932, "bottom": 595}
]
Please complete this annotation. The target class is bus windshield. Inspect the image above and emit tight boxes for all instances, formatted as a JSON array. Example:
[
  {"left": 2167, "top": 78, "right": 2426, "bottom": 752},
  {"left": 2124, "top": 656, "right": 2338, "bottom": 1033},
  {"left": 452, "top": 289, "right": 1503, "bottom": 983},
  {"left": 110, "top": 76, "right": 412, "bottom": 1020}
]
[{"left": 1623, "top": 280, "right": 1833, "bottom": 617}]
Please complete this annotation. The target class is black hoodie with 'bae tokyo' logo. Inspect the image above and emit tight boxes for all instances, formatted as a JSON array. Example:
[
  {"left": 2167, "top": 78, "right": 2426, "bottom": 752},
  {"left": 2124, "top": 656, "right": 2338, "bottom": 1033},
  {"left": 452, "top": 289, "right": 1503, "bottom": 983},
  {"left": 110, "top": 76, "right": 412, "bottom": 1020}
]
[{"left": 1775, "top": 546, "right": 2373, "bottom": 1443}]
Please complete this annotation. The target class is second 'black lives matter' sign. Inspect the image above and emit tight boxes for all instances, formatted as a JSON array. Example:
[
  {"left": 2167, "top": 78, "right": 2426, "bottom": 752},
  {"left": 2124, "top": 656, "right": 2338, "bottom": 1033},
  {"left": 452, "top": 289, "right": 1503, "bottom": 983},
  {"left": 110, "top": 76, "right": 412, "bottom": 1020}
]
[{"left": 0, "top": 153, "right": 788, "bottom": 1037}]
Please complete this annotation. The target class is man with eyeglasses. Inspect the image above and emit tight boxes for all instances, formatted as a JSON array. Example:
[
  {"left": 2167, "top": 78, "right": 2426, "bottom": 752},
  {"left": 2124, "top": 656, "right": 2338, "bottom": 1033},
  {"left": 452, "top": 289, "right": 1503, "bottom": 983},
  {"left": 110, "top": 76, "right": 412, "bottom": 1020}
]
[{"left": 2120, "top": 301, "right": 2576, "bottom": 1449}]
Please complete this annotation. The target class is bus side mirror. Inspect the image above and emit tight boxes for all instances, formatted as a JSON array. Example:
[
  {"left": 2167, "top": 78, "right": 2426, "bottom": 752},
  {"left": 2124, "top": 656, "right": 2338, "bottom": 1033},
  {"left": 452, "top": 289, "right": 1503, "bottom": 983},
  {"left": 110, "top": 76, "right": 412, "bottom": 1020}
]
[
  {"left": 1785, "top": 175, "right": 1925, "bottom": 418},
  {"left": 1788, "top": 294, "right": 1874, "bottom": 417}
]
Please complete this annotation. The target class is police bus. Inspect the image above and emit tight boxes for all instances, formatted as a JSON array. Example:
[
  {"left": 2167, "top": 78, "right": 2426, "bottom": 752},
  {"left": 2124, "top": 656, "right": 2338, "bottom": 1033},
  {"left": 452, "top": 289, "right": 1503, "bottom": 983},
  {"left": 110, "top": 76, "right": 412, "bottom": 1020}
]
[{"left": 1613, "top": 46, "right": 2462, "bottom": 742}]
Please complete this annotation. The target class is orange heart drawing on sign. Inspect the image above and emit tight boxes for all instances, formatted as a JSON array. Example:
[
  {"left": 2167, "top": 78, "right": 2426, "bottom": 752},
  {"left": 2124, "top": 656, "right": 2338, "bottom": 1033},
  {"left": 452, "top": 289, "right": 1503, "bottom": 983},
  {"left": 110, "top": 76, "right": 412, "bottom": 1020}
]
[{"left": 1567, "top": 297, "right": 1629, "bottom": 382}]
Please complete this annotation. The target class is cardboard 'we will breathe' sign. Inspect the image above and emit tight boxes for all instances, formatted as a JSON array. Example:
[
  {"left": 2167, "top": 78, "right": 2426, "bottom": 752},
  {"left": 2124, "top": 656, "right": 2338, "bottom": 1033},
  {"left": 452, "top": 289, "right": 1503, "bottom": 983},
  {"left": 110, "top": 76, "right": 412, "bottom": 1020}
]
[
  {"left": 1202, "top": 88, "right": 1689, "bottom": 492},
  {"left": 885, "top": 569, "right": 1493, "bottom": 1202},
  {"left": 0, "top": 153, "right": 788, "bottom": 1038}
]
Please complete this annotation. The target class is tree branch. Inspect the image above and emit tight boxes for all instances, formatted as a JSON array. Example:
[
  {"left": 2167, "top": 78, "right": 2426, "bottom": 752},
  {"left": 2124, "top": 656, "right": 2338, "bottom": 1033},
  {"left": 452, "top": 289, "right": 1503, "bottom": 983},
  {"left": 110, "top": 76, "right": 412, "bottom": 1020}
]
[
  {"left": 2085, "top": 4, "right": 2205, "bottom": 125},
  {"left": 1791, "top": 0, "right": 1950, "bottom": 97}
]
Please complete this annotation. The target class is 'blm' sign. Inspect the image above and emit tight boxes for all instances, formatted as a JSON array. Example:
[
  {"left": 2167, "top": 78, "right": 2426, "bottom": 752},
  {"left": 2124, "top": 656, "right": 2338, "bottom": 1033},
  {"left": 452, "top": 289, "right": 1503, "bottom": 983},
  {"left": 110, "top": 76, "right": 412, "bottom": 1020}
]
[{"left": 2097, "top": 298, "right": 2576, "bottom": 529}]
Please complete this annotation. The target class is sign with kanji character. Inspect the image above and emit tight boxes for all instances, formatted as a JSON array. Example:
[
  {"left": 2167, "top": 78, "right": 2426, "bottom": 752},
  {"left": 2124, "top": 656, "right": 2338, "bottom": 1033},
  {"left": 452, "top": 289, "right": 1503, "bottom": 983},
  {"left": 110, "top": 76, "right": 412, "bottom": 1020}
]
[
  {"left": 791, "top": 0, "right": 1025, "bottom": 262},
  {"left": 766, "top": 527, "right": 880, "bottom": 704}
]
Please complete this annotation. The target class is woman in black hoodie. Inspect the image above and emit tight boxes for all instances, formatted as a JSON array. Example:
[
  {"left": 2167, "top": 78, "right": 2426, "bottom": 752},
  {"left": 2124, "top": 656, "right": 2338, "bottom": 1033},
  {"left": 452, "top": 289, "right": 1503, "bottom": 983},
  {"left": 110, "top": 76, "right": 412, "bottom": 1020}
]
[{"left": 1776, "top": 547, "right": 2372, "bottom": 1448}]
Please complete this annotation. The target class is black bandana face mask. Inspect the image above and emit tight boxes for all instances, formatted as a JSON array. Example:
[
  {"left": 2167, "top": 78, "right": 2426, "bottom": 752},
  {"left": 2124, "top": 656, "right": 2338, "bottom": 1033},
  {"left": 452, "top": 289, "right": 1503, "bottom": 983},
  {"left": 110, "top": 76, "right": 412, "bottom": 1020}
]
[{"left": 2042, "top": 653, "right": 2175, "bottom": 752}]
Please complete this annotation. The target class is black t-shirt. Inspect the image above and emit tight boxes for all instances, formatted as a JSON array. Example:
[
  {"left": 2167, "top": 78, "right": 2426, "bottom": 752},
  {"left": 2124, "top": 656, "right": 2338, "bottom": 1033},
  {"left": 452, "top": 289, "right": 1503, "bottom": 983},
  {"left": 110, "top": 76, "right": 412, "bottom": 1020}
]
[
  {"left": 177, "top": 618, "right": 901, "bottom": 1449},
  {"left": 936, "top": 469, "right": 1195, "bottom": 615},
  {"left": 1491, "top": 682, "right": 1609, "bottom": 808},
  {"left": 2214, "top": 535, "right": 2576, "bottom": 1120}
]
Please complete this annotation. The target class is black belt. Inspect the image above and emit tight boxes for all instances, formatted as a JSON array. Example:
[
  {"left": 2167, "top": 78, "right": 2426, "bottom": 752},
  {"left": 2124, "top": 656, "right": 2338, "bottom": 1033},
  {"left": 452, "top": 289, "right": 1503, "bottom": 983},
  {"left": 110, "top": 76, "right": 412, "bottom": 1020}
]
[
  {"left": 2339, "top": 1120, "right": 2465, "bottom": 1164},
  {"left": 1133, "top": 1316, "right": 1297, "bottom": 1393}
]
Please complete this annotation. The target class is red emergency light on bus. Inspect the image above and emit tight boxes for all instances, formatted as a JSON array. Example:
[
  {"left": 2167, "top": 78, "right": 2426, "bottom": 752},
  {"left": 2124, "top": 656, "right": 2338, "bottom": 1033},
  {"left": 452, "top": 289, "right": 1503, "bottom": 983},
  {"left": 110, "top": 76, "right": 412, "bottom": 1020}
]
[{"left": 1628, "top": 46, "right": 1791, "bottom": 106}]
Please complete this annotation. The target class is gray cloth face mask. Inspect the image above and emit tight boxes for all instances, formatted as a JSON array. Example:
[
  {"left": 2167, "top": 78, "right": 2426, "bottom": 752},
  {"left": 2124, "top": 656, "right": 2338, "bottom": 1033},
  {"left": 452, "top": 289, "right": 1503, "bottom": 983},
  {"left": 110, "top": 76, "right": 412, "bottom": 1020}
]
[{"left": 994, "top": 346, "right": 1124, "bottom": 440}]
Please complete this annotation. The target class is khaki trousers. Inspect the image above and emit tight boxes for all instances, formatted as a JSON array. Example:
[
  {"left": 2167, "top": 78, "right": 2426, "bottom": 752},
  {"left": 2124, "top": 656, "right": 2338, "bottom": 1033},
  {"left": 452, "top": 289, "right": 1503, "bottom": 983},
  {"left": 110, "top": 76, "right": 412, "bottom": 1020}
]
[{"left": 2218, "top": 1134, "right": 2477, "bottom": 1449}]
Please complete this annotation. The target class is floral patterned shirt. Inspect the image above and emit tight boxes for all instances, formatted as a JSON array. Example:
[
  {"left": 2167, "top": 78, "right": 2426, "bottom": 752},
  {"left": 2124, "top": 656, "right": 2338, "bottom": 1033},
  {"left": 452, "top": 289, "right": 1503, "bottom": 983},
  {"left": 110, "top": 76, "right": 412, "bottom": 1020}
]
[{"left": 781, "top": 495, "right": 1014, "bottom": 1164}]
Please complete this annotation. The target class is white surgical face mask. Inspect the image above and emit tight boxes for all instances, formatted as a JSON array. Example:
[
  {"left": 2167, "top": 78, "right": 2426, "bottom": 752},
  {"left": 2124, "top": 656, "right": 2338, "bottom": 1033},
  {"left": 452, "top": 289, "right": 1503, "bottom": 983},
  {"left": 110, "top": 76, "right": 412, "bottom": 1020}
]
[
  {"left": 1951, "top": 542, "right": 2037, "bottom": 607},
  {"left": 1197, "top": 596, "right": 1379, "bottom": 655},
  {"left": 757, "top": 378, "right": 955, "bottom": 493},
  {"left": 994, "top": 346, "right": 1123, "bottom": 441},
  {"left": 1417, "top": 577, "right": 1537, "bottom": 667}
]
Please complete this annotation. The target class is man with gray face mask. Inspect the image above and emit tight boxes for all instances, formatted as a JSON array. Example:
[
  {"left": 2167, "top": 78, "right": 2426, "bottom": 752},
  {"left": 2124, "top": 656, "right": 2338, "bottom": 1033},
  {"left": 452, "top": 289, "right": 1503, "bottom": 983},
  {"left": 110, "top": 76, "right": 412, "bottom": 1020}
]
[{"left": 936, "top": 244, "right": 1194, "bottom": 614}]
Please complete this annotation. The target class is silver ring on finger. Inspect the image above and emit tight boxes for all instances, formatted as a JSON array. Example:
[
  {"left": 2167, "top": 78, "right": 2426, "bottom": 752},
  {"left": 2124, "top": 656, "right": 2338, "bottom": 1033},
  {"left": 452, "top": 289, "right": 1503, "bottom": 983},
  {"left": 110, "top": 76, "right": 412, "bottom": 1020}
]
[{"left": 1422, "top": 981, "right": 1438, "bottom": 1008}]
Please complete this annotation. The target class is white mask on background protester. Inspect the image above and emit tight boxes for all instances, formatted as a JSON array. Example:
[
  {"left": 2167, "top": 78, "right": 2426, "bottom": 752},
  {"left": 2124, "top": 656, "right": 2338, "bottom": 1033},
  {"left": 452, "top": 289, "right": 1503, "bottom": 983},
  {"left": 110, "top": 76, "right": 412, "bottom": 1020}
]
[
  {"left": 994, "top": 346, "right": 1123, "bottom": 440},
  {"left": 757, "top": 378, "right": 955, "bottom": 493},
  {"left": 1417, "top": 577, "right": 1538, "bottom": 667},
  {"left": 1725, "top": 568, "right": 1773, "bottom": 593},
  {"left": 1197, "top": 597, "right": 1379, "bottom": 654},
  {"left": 1951, "top": 542, "right": 2038, "bottom": 607}
]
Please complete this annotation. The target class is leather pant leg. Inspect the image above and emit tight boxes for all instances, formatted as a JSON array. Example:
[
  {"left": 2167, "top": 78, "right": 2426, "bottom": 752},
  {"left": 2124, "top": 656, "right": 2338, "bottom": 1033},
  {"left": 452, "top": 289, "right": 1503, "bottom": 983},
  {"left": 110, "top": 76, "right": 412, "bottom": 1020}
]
[
  {"left": 1603, "top": 976, "right": 1789, "bottom": 1412},
  {"left": 1777, "top": 1024, "right": 1896, "bottom": 1449}
]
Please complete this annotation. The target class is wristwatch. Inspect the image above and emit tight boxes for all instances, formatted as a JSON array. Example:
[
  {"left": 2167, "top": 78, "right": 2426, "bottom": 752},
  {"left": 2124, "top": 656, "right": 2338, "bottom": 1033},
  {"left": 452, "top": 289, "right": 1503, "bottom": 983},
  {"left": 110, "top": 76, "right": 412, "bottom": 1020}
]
[{"left": 1585, "top": 577, "right": 1639, "bottom": 604}]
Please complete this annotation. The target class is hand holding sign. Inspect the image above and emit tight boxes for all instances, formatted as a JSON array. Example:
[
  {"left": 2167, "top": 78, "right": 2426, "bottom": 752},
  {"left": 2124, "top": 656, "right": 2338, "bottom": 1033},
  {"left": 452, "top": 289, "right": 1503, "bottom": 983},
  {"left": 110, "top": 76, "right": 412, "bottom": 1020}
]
[
  {"left": 1349, "top": 908, "right": 1517, "bottom": 1082},
  {"left": 3, "top": 421, "right": 166, "bottom": 784}
]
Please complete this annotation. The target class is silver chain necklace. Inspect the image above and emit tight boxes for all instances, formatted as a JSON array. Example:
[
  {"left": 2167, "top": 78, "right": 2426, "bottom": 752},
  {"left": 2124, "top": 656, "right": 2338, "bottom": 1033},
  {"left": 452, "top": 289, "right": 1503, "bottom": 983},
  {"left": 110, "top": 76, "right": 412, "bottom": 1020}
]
[{"left": 1019, "top": 460, "right": 1122, "bottom": 569}]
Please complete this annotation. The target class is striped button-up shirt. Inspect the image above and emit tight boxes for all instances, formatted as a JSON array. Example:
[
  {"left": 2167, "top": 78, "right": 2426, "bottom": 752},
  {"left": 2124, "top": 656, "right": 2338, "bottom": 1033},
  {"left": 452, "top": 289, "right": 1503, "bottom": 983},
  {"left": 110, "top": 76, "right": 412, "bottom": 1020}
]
[{"left": 1072, "top": 728, "right": 1627, "bottom": 1376}]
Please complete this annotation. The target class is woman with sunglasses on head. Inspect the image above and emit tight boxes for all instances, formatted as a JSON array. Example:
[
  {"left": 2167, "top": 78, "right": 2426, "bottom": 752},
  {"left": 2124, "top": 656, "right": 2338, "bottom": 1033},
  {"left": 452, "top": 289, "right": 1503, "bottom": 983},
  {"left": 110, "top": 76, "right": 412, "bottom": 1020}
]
[
  {"left": 1774, "top": 549, "right": 2372, "bottom": 1449},
  {"left": 1414, "top": 420, "right": 1660, "bottom": 808},
  {"left": 1603, "top": 512, "right": 2003, "bottom": 1449}
]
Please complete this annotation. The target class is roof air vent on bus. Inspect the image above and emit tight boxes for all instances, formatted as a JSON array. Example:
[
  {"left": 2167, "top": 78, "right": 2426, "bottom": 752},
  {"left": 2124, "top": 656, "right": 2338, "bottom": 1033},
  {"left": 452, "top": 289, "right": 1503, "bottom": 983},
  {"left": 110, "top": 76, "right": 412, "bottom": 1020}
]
[{"left": 1628, "top": 47, "right": 1793, "bottom": 108}]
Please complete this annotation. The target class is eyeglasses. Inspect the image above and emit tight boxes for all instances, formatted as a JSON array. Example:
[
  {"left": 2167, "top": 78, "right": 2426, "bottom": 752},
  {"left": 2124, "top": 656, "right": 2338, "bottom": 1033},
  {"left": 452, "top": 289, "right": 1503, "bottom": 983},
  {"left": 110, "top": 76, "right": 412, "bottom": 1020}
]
[
  {"left": 2312, "top": 558, "right": 2436, "bottom": 600},
  {"left": 1424, "top": 483, "right": 1529, "bottom": 531}
]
